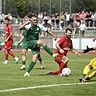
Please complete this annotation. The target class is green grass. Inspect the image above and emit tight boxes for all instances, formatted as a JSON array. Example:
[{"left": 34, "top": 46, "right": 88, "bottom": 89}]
[{"left": 0, "top": 50, "right": 96, "bottom": 96}]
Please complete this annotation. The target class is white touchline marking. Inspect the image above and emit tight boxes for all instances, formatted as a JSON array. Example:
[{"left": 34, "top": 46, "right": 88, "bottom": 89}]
[{"left": 0, "top": 82, "right": 96, "bottom": 93}]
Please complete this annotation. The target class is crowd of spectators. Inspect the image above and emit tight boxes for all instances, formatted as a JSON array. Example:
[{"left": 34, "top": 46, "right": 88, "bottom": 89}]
[
  {"left": 0, "top": 11, "right": 96, "bottom": 30},
  {"left": 0, "top": 13, "right": 21, "bottom": 24}
]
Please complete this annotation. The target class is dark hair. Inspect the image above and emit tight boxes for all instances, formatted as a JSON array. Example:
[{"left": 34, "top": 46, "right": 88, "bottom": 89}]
[
  {"left": 5, "top": 17, "right": 10, "bottom": 21},
  {"left": 27, "top": 12, "right": 37, "bottom": 18},
  {"left": 32, "top": 14, "right": 37, "bottom": 18},
  {"left": 27, "top": 12, "right": 32, "bottom": 18},
  {"left": 65, "top": 28, "right": 72, "bottom": 33}
]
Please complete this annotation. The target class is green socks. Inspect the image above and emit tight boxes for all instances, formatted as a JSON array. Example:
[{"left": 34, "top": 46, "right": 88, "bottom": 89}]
[
  {"left": 27, "top": 61, "right": 35, "bottom": 73},
  {"left": 43, "top": 45, "right": 53, "bottom": 56},
  {"left": 22, "top": 61, "right": 26, "bottom": 65}
]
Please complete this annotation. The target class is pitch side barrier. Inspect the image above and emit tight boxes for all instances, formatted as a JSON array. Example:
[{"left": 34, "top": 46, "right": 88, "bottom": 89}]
[{"left": 0, "top": 24, "right": 96, "bottom": 50}]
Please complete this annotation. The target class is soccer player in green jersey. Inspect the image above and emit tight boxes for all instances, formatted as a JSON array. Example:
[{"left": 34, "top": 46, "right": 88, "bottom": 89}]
[
  {"left": 18, "top": 16, "right": 44, "bottom": 70},
  {"left": 19, "top": 15, "right": 57, "bottom": 77}
]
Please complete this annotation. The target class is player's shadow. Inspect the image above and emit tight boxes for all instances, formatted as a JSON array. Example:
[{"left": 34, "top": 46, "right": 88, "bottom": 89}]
[
  {"left": 31, "top": 73, "right": 48, "bottom": 76},
  {"left": 34, "top": 67, "right": 48, "bottom": 70}
]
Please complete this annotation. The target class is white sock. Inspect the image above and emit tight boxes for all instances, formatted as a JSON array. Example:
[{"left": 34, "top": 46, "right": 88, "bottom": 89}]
[
  {"left": 14, "top": 57, "right": 18, "bottom": 60},
  {"left": 4, "top": 60, "right": 8, "bottom": 62}
]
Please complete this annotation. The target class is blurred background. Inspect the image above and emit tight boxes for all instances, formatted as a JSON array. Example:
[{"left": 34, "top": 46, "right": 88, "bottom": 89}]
[{"left": 0, "top": 0, "right": 96, "bottom": 50}]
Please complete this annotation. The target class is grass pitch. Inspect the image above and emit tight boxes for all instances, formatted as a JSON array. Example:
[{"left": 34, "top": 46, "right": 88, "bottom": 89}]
[{"left": 0, "top": 50, "right": 96, "bottom": 96}]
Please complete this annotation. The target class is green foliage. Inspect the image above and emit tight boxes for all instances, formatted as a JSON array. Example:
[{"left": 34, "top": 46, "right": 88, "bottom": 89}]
[
  {"left": 14, "top": 0, "right": 29, "bottom": 17},
  {"left": 74, "top": 0, "right": 96, "bottom": 12},
  {"left": 2, "top": 0, "right": 96, "bottom": 17}
]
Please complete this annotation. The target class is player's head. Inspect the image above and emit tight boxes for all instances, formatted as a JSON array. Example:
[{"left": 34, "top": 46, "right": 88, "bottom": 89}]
[
  {"left": 4, "top": 16, "right": 10, "bottom": 24},
  {"left": 31, "top": 15, "right": 38, "bottom": 25},
  {"left": 23, "top": 16, "right": 29, "bottom": 23},
  {"left": 65, "top": 28, "right": 72, "bottom": 38}
]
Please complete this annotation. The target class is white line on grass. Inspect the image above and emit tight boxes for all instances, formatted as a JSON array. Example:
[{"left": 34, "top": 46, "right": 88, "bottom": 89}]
[{"left": 0, "top": 82, "right": 96, "bottom": 93}]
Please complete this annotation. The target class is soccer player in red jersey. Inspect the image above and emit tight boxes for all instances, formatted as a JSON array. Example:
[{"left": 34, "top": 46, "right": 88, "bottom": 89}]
[
  {"left": 48, "top": 28, "right": 80, "bottom": 76},
  {"left": 3, "top": 17, "right": 19, "bottom": 64}
]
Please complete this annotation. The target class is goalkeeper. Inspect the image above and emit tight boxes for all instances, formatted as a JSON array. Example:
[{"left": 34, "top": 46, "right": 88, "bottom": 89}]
[
  {"left": 83, "top": 38, "right": 96, "bottom": 53},
  {"left": 79, "top": 57, "right": 96, "bottom": 82}
]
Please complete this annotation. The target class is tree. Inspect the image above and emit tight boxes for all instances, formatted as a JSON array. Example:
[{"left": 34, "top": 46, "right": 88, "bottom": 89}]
[
  {"left": 2, "top": 0, "right": 18, "bottom": 16},
  {"left": 2, "top": 0, "right": 96, "bottom": 17},
  {"left": 74, "top": 0, "right": 96, "bottom": 12},
  {"left": 14, "top": 0, "right": 29, "bottom": 17}
]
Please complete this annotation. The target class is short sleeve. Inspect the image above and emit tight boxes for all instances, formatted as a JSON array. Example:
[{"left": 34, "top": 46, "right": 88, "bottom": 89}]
[
  {"left": 25, "top": 23, "right": 31, "bottom": 31},
  {"left": 38, "top": 24, "right": 47, "bottom": 32}
]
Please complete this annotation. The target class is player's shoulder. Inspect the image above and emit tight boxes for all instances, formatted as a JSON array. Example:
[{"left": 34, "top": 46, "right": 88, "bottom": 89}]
[
  {"left": 37, "top": 24, "right": 47, "bottom": 31},
  {"left": 36, "top": 24, "right": 41, "bottom": 30},
  {"left": 37, "top": 24, "right": 43, "bottom": 28},
  {"left": 60, "top": 36, "right": 66, "bottom": 39},
  {"left": 25, "top": 23, "right": 31, "bottom": 29}
]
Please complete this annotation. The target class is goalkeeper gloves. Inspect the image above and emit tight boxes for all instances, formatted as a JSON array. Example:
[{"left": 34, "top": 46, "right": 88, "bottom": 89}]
[{"left": 83, "top": 46, "right": 94, "bottom": 53}]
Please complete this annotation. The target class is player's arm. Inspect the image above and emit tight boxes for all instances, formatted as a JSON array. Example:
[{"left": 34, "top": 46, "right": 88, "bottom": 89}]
[
  {"left": 70, "top": 42, "right": 80, "bottom": 55},
  {"left": 55, "top": 37, "right": 65, "bottom": 54},
  {"left": 5, "top": 32, "right": 12, "bottom": 43},
  {"left": 47, "top": 31, "right": 57, "bottom": 41},
  {"left": 71, "top": 48, "right": 80, "bottom": 55},
  {"left": 5, "top": 26, "right": 13, "bottom": 43},
  {"left": 17, "top": 34, "right": 24, "bottom": 46},
  {"left": 19, "top": 20, "right": 30, "bottom": 30},
  {"left": 40, "top": 24, "right": 57, "bottom": 40},
  {"left": 56, "top": 43, "right": 64, "bottom": 54}
]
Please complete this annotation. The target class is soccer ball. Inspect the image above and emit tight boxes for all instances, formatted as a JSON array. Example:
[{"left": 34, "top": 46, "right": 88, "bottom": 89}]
[{"left": 62, "top": 68, "right": 71, "bottom": 76}]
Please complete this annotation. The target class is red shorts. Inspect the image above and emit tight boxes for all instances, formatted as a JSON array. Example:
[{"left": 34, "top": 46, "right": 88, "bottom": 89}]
[
  {"left": 4, "top": 40, "right": 13, "bottom": 50},
  {"left": 54, "top": 49, "right": 67, "bottom": 57},
  {"left": 54, "top": 49, "right": 67, "bottom": 65}
]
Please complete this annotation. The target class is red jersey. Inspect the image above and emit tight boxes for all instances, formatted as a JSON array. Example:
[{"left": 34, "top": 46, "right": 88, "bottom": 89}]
[
  {"left": 5, "top": 23, "right": 13, "bottom": 41},
  {"left": 4, "top": 23, "right": 13, "bottom": 49},
  {"left": 55, "top": 36, "right": 73, "bottom": 56}
]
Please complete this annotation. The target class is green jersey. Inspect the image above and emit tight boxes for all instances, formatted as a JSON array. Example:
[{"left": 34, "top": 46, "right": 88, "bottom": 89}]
[
  {"left": 22, "top": 24, "right": 41, "bottom": 54},
  {"left": 23, "top": 24, "right": 41, "bottom": 41}
]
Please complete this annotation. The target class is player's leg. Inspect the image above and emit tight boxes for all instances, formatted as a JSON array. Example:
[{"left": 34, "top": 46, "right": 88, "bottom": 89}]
[
  {"left": 55, "top": 56, "right": 68, "bottom": 75},
  {"left": 88, "top": 70, "right": 96, "bottom": 79},
  {"left": 79, "top": 64, "right": 91, "bottom": 82},
  {"left": 88, "top": 58, "right": 96, "bottom": 79},
  {"left": 79, "top": 58, "right": 96, "bottom": 82},
  {"left": 24, "top": 47, "right": 40, "bottom": 77},
  {"left": 3, "top": 49, "right": 9, "bottom": 64},
  {"left": 47, "top": 53, "right": 62, "bottom": 75},
  {"left": 3, "top": 42, "right": 10, "bottom": 64},
  {"left": 37, "top": 40, "right": 58, "bottom": 58},
  {"left": 24, "top": 53, "right": 38, "bottom": 77},
  {"left": 81, "top": 69, "right": 96, "bottom": 82},
  {"left": 9, "top": 49, "right": 19, "bottom": 64},
  {"left": 83, "top": 65, "right": 91, "bottom": 75},
  {"left": 20, "top": 49, "right": 28, "bottom": 70},
  {"left": 58, "top": 61, "right": 68, "bottom": 76},
  {"left": 20, "top": 41, "right": 29, "bottom": 69},
  {"left": 5, "top": 41, "right": 19, "bottom": 64},
  {"left": 38, "top": 53, "right": 44, "bottom": 69},
  {"left": 47, "top": 55, "right": 68, "bottom": 76}
]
